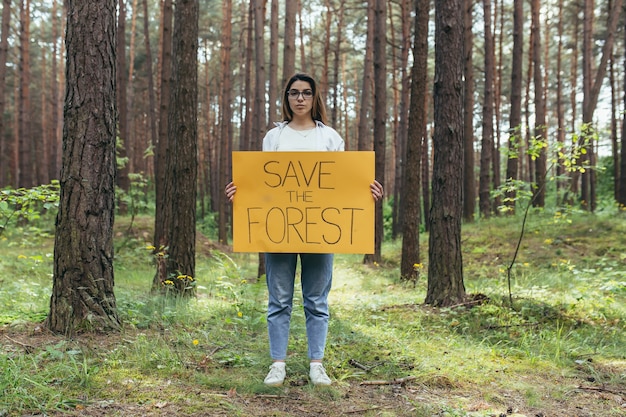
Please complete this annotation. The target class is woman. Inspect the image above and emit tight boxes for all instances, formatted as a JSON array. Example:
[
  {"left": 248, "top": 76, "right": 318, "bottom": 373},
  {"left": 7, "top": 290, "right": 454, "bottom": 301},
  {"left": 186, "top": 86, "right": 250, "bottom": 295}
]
[{"left": 225, "top": 73, "right": 383, "bottom": 386}]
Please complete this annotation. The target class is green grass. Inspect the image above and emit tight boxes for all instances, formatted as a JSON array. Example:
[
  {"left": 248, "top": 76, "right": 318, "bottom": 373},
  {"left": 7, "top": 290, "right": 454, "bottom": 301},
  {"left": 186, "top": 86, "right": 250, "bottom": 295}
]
[{"left": 1, "top": 211, "right": 625, "bottom": 416}]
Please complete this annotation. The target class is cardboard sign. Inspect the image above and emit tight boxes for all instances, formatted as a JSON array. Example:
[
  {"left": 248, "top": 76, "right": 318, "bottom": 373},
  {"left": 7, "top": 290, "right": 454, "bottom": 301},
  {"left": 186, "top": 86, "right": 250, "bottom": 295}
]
[{"left": 232, "top": 151, "right": 375, "bottom": 254}]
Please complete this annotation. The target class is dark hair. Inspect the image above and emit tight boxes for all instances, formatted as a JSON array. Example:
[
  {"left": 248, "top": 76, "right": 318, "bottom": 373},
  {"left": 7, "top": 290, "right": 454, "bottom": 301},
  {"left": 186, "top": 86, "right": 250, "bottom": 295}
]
[{"left": 281, "top": 73, "right": 328, "bottom": 125}]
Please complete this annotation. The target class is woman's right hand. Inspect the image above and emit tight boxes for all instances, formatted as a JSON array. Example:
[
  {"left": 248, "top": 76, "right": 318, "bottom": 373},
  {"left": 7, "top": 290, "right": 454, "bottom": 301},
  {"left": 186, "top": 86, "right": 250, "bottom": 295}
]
[{"left": 225, "top": 181, "right": 237, "bottom": 202}]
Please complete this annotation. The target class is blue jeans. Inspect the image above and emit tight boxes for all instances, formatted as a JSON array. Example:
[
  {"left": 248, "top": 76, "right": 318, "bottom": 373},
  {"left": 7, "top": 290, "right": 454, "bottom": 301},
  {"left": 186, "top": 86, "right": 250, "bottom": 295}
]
[{"left": 265, "top": 253, "right": 334, "bottom": 361}]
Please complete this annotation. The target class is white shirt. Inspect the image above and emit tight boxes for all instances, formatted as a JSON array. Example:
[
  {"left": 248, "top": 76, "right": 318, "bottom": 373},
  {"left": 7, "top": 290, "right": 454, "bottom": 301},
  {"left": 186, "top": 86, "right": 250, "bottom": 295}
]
[{"left": 262, "top": 121, "right": 345, "bottom": 152}]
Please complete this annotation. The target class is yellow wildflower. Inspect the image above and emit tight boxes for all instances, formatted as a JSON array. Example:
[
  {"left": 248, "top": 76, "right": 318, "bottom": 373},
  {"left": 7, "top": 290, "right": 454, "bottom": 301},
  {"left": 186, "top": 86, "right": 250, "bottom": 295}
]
[{"left": 192, "top": 339, "right": 199, "bottom": 346}]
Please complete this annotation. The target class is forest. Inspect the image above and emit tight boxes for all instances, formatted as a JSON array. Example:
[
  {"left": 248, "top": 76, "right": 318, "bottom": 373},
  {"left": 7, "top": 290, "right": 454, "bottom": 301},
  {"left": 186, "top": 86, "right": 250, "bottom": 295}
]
[{"left": 0, "top": 0, "right": 625, "bottom": 416}]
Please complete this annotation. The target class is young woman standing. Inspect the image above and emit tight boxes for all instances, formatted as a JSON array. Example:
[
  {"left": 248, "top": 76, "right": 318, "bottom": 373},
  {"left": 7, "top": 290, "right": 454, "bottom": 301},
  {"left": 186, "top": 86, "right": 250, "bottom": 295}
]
[{"left": 226, "top": 73, "right": 383, "bottom": 386}]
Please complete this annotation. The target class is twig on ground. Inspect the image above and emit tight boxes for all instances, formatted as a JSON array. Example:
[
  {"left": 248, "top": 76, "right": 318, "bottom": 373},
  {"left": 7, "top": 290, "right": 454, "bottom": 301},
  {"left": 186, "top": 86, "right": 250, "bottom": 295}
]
[
  {"left": 360, "top": 376, "right": 416, "bottom": 386},
  {"left": 4, "top": 335, "right": 35, "bottom": 353},
  {"left": 348, "top": 359, "right": 370, "bottom": 371},
  {"left": 578, "top": 385, "right": 624, "bottom": 396},
  {"left": 343, "top": 406, "right": 381, "bottom": 414}
]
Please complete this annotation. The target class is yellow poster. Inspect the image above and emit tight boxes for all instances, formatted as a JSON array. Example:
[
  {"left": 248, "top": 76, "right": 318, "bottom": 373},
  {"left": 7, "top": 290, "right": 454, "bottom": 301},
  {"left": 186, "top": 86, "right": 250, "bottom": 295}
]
[{"left": 232, "top": 151, "right": 375, "bottom": 254}]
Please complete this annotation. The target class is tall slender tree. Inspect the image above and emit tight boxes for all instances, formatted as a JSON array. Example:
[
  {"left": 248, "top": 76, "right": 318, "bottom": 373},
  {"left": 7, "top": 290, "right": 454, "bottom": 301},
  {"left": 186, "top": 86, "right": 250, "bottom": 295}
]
[
  {"left": 619, "top": 2, "right": 626, "bottom": 207},
  {"left": 0, "top": 0, "right": 11, "bottom": 187},
  {"left": 505, "top": 0, "right": 523, "bottom": 213},
  {"left": 116, "top": 0, "right": 130, "bottom": 212},
  {"left": 152, "top": 0, "right": 173, "bottom": 288},
  {"left": 531, "top": 0, "right": 546, "bottom": 208},
  {"left": 400, "top": 0, "right": 429, "bottom": 281},
  {"left": 365, "top": 0, "right": 386, "bottom": 264},
  {"left": 48, "top": 0, "right": 120, "bottom": 334},
  {"left": 18, "top": 0, "right": 33, "bottom": 188},
  {"left": 426, "top": 0, "right": 465, "bottom": 306},
  {"left": 357, "top": 0, "right": 374, "bottom": 152},
  {"left": 282, "top": 0, "right": 296, "bottom": 87},
  {"left": 159, "top": 0, "right": 199, "bottom": 295},
  {"left": 462, "top": 0, "right": 476, "bottom": 221},
  {"left": 479, "top": 0, "right": 495, "bottom": 218},
  {"left": 217, "top": 0, "right": 232, "bottom": 245}
]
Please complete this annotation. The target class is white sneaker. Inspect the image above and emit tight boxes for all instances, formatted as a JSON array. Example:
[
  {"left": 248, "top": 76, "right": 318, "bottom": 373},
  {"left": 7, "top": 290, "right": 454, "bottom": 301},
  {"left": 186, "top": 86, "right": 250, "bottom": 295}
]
[
  {"left": 264, "top": 362, "right": 286, "bottom": 386},
  {"left": 309, "top": 362, "right": 331, "bottom": 386}
]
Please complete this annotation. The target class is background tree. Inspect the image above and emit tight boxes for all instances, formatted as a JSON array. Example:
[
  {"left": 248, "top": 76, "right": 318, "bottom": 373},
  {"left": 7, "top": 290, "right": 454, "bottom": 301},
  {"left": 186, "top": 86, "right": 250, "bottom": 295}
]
[
  {"left": 531, "top": 0, "right": 547, "bottom": 208},
  {"left": 426, "top": 0, "right": 466, "bottom": 306},
  {"left": 116, "top": 0, "right": 130, "bottom": 213},
  {"left": 48, "top": 0, "right": 120, "bottom": 334},
  {"left": 152, "top": 0, "right": 173, "bottom": 290},
  {"left": 620, "top": 2, "right": 626, "bottom": 206},
  {"left": 159, "top": 0, "right": 199, "bottom": 295},
  {"left": 479, "top": 0, "right": 495, "bottom": 218},
  {"left": 400, "top": 0, "right": 429, "bottom": 281},
  {"left": 217, "top": 0, "right": 232, "bottom": 245},
  {"left": 0, "top": 0, "right": 11, "bottom": 186},
  {"left": 505, "top": 0, "right": 524, "bottom": 213},
  {"left": 462, "top": 0, "right": 476, "bottom": 222},
  {"left": 364, "top": 0, "right": 386, "bottom": 264}
]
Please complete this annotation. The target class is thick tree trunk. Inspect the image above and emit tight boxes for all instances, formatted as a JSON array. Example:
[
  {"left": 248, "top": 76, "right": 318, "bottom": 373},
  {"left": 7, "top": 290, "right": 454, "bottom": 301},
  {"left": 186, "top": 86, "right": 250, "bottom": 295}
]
[
  {"left": 426, "top": 0, "right": 465, "bottom": 307},
  {"left": 268, "top": 0, "right": 279, "bottom": 123},
  {"left": 48, "top": 0, "right": 120, "bottom": 335}
]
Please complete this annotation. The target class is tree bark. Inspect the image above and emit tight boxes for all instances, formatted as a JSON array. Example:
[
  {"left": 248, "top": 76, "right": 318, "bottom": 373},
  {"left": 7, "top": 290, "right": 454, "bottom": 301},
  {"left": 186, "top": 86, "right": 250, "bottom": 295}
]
[
  {"left": 18, "top": 0, "right": 34, "bottom": 188},
  {"left": 532, "top": 0, "right": 546, "bottom": 208},
  {"left": 479, "top": 0, "right": 495, "bottom": 218},
  {"left": 116, "top": 0, "right": 130, "bottom": 213},
  {"left": 619, "top": 2, "right": 626, "bottom": 206},
  {"left": 48, "top": 0, "right": 120, "bottom": 334},
  {"left": 357, "top": 0, "right": 374, "bottom": 152},
  {"left": 152, "top": 0, "right": 173, "bottom": 281},
  {"left": 0, "top": 0, "right": 12, "bottom": 187},
  {"left": 462, "top": 0, "right": 476, "bottom": 221},
  {"left": 505, "top": 0, "right": 523, "bottom": 213},
  {"left": 161, "top": 0, "right": 198, "bottom": 295},
  {"left": 426, "top": 0, "right": 465, "bottom": 307},
  {"left": 282, "top": 0, "right": 296, "bottom": 88},
  {"left": 364, "top": 0, "right": 386, "bottom": 264},
  {"left": 218, "top": 0, "right": 232, "bottom": 245},
  {"left": 400, "top": 0, "right": 428, "bottom": 281}
]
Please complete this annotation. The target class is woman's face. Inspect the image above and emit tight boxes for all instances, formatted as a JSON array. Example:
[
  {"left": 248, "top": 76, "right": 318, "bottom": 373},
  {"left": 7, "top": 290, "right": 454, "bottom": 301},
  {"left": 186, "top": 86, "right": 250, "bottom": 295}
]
[{"left": 287, "top": 80, "right": 314, "bottom": 119}]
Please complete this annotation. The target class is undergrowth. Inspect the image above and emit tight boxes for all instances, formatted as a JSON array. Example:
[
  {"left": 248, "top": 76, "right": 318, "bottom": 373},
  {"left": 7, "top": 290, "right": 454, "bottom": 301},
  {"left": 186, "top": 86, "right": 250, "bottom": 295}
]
[{"left": 0, "top": 211, "right": 625, "bottom": 416}]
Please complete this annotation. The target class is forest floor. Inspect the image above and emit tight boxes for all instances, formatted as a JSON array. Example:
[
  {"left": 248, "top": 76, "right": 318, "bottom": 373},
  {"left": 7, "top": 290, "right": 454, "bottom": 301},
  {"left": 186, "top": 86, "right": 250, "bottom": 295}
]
[{"left": 2, "top": 212, "right": 625, "bottom": 417}]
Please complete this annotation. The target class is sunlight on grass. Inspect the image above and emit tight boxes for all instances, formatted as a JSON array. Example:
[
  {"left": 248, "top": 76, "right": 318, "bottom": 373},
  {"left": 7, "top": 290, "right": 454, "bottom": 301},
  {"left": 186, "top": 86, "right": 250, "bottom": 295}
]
[{"left": 1, "top": 212, "right": 625, "bottom": 416}]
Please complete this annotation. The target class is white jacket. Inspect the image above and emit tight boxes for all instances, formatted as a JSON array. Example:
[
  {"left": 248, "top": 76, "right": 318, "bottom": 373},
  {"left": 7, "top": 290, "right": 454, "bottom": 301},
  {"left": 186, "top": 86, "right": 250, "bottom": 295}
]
[{"left": 262, "top": 121, "right": 345, "bottom": 152}]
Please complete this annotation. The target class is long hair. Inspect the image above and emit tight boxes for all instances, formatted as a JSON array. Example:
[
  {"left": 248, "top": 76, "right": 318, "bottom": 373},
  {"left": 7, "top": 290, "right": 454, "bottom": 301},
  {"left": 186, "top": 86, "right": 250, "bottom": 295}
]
[{"left": 281, "top": 73, "right": 328, "bottom": 125}]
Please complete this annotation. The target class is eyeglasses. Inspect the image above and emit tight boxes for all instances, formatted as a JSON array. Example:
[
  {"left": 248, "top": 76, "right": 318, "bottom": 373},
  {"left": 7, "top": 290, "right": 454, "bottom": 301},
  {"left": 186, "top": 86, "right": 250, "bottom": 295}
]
[{"left": 287, "top": 89, "right": 313, "bottom": 99}]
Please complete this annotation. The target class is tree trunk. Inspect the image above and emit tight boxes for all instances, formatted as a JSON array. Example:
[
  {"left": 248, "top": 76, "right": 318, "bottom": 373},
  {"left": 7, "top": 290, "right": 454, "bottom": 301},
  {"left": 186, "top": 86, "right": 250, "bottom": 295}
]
[
  {"left": 479, "top": 0, "right": 494, "bottom": 218},
  {"left": 253, "top": 0, "right": 266, "bottom": 278},
  {"left": 619, "top": 2, "right": 626, "bottom": 206},
  {"left": 0, "top": 0, "right": 11, "bottom": 187},
  {"left": 161, "top": 0, "right": 198, "bottom": 296},
  {"left": 152, "top": 0, "right": 173, "bottom": 282},
  {"left": 116, "top": 0, "right": 130, "bottom": 213},
  {"left": 426, "top": 0, "right": 465, "bottom": 307},
  {"left": 268, "top": 0, "right": 279, "bottom": 123},
  {"left": 218, "top": 0, "right": 232, "bottom": 246},
  {"left": 18, "top": 0, "right": 34, "bottom": 188},
  {"left": 462, "top": 0, "right": 476, "bottom": 222},
  {"left": 400, "top": 0, "right": 428, "bottom": 281},
  {"left": 282, "top": 0, "right": 296, "bottom": 88},
  {"left": 531, "top": 0, "right": 546, "bottom": 208},
  {"left": 505, "top": 0, "right": 523, "bottom": 213},
  {"left": 142, "top": 0, "right": 158, "bottom": 169},
  {"left": 555, "top": 0, "right": 565, "bottom": 198},
  {"left": 357, "top": 0, "right": 374, "bottom": 151},
  {"left": 392, "top": 0, "right": 413, "bottom": 239},
  {"left": 364, "top": 0, "right": 386, "bottom": 264},
  {"left": 48, "top": 0, "right": 120, "bottom": 334}
]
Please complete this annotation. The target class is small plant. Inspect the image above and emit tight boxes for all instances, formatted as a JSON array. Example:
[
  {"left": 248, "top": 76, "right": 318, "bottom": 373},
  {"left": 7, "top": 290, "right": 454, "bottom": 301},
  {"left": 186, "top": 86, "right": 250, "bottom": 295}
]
[{"left": 0, "top": 181, "right": 60, "bottom": 237}]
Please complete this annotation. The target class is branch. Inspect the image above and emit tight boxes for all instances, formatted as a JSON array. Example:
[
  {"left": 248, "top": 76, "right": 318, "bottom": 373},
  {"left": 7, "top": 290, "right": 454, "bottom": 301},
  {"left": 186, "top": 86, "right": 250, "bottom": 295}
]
[{"left": 360, "top": 376, "right": 416, "bottom": 386}]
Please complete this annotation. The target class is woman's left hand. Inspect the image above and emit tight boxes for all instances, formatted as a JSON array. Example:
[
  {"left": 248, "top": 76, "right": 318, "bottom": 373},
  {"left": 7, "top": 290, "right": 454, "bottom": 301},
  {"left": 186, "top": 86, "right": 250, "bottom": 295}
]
[{"left": 370, "top": 180, "right": 384, "bottom": 201}]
